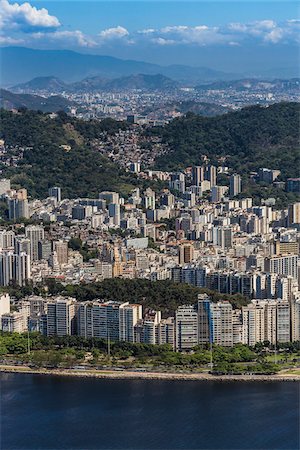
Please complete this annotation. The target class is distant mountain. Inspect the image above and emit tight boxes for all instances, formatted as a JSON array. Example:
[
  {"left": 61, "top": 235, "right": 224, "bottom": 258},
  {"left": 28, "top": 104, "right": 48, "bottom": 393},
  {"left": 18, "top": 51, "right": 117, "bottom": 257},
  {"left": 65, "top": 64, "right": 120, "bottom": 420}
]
[
  {"left": 72, "top": 74, "right": 179, "bottom": 92},
  {"left": 196, "top": 78, "right": 300, "bottom": 91},
  {"left": 12, "top": 73, "right": 180, "bottom": 93},
  {"left": 1, "top": 47, "right": 237, "bottom": 86},
  {"left": 13, "top": 76, "right": 68, "bottom": 93},
  {"left": 70, "top": 76, "right": 110, "bottom": 92},
  {"left": 0, "top": 89, "right": 75, "bottom": 112}
]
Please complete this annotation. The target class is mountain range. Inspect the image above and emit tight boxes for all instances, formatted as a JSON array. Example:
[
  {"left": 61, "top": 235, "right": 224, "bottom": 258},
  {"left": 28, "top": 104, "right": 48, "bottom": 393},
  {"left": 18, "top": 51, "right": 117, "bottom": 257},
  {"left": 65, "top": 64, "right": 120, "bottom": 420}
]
[
  {"left": 13, "top": 74, "right": 180, "bottom": 93},
  {"left": 1, "top": 47, "right": 240, "bottom": 86}
]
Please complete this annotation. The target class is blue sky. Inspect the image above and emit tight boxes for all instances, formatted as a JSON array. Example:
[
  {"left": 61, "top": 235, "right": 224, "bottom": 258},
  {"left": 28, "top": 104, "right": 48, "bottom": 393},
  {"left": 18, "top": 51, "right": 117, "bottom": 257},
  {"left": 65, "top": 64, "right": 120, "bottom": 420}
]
[{"left": 0, "top": 1, "right": 299, "bottom": 71}]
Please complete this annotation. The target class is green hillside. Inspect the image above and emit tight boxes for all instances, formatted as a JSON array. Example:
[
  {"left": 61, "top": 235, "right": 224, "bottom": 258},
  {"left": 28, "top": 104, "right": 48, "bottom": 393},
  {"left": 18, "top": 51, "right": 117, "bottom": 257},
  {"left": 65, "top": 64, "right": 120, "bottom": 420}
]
[
  {"left": 0, "top": 109, "right": 134, "bottom": 199},
  {"left": 155, "top": 102, "right": 300, "bottom": 179},
  {"left": 0, "top": 89, "right": 74, "bottom": 113}
]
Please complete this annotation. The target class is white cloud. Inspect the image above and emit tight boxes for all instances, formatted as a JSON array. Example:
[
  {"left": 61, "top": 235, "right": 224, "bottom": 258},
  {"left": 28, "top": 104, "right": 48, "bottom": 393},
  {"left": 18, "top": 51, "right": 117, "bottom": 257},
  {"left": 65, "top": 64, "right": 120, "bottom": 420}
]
[
  {"left": 31, "top": 30, "right": 97, "bottom": 48},
  {"left": 99, "top": 26, "right": 129, "bottom": 40},
  {"left": 227, "top": 19, "right": 299, "bottom": 44},
  {"left": 144, "top": 24, "right": 233, "bottom": 46},
  {"left": 0, "top": 0, "right": 60, "bottom": 31},
  {"left": 151, "top": 37, "right": 176, "bottom": 46},
  {"left": 1, "top": 7, "right": 299, "bottom": 52}
]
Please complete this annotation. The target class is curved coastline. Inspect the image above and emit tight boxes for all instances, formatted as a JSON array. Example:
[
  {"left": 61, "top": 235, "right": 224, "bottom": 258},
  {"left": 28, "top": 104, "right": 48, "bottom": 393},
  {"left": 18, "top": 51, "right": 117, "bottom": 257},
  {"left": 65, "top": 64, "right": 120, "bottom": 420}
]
[{"left": 1, "top": 364, "right": 299, "bottom": 382}]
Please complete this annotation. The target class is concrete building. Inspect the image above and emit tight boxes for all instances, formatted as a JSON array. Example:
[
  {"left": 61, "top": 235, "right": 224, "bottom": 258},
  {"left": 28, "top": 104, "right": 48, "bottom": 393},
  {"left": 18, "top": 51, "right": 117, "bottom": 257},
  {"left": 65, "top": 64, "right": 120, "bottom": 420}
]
[
  {"left": 25, "top": 225, "right": 44, "bottom": 261},
  {"left": 46, "top": 297, "right": 77, "bottom": 337},
  {"left": 229, "top": 174, "right": 242, "bottom": 197},
  {"left": 48, "top": 186, "right": 61, "bottom": 203},
  {"left": 119, "top": 303, "right": 142, "bottom": 342},
  {"left": 0, "top": 251, "right": 31, "bottom": 286},
  {"left": 175, "top": 304, "right": 198, "bottom": 351}
]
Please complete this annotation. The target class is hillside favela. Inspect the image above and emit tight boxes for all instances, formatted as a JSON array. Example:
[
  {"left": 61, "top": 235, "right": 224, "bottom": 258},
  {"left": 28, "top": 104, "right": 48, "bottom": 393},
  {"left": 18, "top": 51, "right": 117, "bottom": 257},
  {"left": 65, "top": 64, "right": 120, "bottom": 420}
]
[{"left": 0, "top": 1, "right": 299, "bottom": 450}]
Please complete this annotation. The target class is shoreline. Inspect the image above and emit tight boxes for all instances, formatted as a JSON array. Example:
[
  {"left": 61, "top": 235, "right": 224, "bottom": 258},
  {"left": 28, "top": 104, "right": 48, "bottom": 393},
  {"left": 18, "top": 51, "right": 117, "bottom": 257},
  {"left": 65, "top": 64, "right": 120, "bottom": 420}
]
[{"left": 1, "top": 365, "right": 299, "bottom": 382}]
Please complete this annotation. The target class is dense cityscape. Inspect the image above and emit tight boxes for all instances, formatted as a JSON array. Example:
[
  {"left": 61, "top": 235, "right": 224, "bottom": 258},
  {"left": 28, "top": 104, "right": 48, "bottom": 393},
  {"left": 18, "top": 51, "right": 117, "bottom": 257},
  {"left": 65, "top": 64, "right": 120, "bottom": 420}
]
[
  {"left": 0, "top": 153, "right": 299, "bottom": 353},
  {"left": 1, "top": 1, "right": 300, "bottom": 449}
]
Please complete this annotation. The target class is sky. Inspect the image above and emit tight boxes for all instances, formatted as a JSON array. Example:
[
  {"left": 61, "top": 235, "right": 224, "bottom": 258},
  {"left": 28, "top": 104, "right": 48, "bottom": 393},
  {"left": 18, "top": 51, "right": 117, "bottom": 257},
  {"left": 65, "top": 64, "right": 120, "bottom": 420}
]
[{"left": 0, "top": 0, "right": 299, "bottom": 71}]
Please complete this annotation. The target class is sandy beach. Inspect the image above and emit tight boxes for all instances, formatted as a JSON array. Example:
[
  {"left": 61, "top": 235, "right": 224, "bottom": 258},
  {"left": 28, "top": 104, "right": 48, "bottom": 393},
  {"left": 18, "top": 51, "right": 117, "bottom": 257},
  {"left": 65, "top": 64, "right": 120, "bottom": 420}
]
[{"left": 1, "top": 364, "right": 299, "bottom": 382}]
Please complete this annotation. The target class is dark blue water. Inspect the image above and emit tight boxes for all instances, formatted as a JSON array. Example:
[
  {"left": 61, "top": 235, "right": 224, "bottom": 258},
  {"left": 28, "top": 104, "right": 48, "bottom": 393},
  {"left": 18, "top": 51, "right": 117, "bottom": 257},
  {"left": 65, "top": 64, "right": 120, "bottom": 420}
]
[{"left": 1, "top": 373, "right": 299, "bottom": 450}]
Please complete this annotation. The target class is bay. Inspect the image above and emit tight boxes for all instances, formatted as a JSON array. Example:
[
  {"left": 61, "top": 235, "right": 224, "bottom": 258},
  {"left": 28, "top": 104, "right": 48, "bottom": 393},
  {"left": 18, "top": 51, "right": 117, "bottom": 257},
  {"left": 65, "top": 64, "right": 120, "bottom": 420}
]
[{"left": 1, "top": 373, "right": 299, "bottom": 449}]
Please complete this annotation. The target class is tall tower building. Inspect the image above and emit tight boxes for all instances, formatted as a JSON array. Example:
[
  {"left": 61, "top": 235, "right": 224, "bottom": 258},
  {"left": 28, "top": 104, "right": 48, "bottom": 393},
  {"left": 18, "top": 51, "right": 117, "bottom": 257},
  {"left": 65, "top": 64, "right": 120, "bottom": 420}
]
[
  {"left": 119, "top": 303, "right": 142, "bottom": 342},
  {"left": 175, "top": 304, "right": 198, "bottom": 351},
  {"left": 288, "top": 203, "right": 300, "bottom": 226},
  {"left": 54, "top": 240, "right": 68, "bottom": 265},
  {"left": 206, "top": 165, "right": 217, "bottom": 187},
  {"left": 108, "top": 203, "right": 121, "bottom": 227},
  {"left": 0, "top": 251, "right": 31, "bottom": 286},
  {"left": 192, "top": 166, "right": 204, "bottom": 186},
  {"left": 178, "top": 243, "right": 194, "bottom": 265},
  {"left": 46, "top": 297, "right": 77, "bottom": 337},
  {"left": 229, "top": 174, "right": 242, "bottom": 197},
  {"left": 0, "top": 230, "right": 15, "bottom": 250},
  {"left": 48, "top": 186, "right": 61, "bottom": 203},
  {"left": 25, "top": 225, "right": 44, "bottom": 261}
]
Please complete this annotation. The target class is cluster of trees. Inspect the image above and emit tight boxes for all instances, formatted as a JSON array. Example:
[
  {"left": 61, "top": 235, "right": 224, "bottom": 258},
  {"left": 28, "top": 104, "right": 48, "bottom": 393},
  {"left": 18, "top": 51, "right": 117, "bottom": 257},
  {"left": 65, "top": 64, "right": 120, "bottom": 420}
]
[
  {"left": 1, "top": 333, "right": 298, "bottom": 374},
  {"left": 0, "top": 109, "right": 136, "bottom": 199},
  {"left": 12, "top": 278, "right": 249, "bottom": 315},
  {"left": 68, "top": 237, "right": 98, "bottom": 262}
]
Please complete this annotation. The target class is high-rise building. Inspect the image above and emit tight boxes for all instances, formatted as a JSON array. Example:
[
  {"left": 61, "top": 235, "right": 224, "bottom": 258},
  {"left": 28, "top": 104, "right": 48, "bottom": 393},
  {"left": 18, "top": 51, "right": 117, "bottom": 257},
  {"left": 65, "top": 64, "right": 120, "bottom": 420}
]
[
  {"left": 134, "top": 310, "right": 161, "bottom": 345},
  {"left": 157, "top": 317, "right": 175, "bottom": 349},
  {"left": 25, "top": 225, "right": 44, "bottom": 261},
  {"left": 38, "top": 240, "right": 52, "bottom": 261},
  {"left": 8, "top": 198, "right": 29, "bottom": 220},
  {"left": 175, "top": 304, "right": 198, "bottom": 351},
  {"left": 46, "top": 297, "right": 77, "bottom": 337},
  {"left": 206, "top": 165, "right": 217, "bottom": 187},
  {"left": 291, "top": 298, "right": 300, "bottom": 341},
  {"left": 119, "top": 303, "right": 142, "bottom": 342},
  {"left": 229, "top": 174, "right": 242, "bottom": 197},
  {"left": 1, "top": 312, "right": 26, "bottom": 332},
  {"left": 15, "top": 237, "right": 31, "bottom": 256},
  {"left": 198, "top": 294, "right": 233, "bottom": 347},
  {"left": 0, "top": 293, "right": 10, "bottom": 317},
  {"left": 288, "top": 203, "right": 300, "bottom": 226},
  {"left": 264, "top": 300, "right": 277, "bottom": 344},
  {"left": 108, "top": 203, "right": 121, "bottom": 226},
  {"left": 48, "top": 186, "right": 61, "bottom": 203},
  {"left": 211, "top": 186, "right": 228, "bottom": 203},
  {"left": 0, "top": 230, "right": 15, "bottom": 250},
  {"left": 53, "top": 240, "right": 68, "bottom": 265},
  {"left": 276, "top": 301, "right": 290, "bottom": 343},
  {"left": 77, "top": 301, "right": 126, "bottom": 341},
  {"left": 178, "top": 244, "right": 194, "bottom": 265},
  {"left": 265, "top": 254, "right": 298, "bottom": 280},
  {"left": 0, "top": 251, "right": 31, "bottom": 286},
  {"left": 212, "top": 226, "right": 233, "bottom": 249},
  {"left": 192, "top": 166, "right": 205, "bottom": 186},
  {"left": 142, "top": 188, "right": 156, "bottom": 209}
]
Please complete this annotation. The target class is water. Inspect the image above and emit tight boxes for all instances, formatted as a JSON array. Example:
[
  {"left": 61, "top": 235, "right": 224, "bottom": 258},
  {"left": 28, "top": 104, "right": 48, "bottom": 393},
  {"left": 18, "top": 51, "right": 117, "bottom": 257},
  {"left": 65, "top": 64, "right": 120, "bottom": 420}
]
[{"left": 1, "top": 373, "right": 299, "bottom": 450}]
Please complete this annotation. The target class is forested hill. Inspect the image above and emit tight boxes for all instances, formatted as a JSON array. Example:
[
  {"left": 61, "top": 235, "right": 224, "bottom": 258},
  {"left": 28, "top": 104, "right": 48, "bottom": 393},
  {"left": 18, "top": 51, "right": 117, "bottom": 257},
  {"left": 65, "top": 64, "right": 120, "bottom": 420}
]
[
  {"left": 155, "top": 102, "right": 300, "bottom": 178},
  {"left": 0, "top": 109, "right": 133, "bottom": 199}
]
